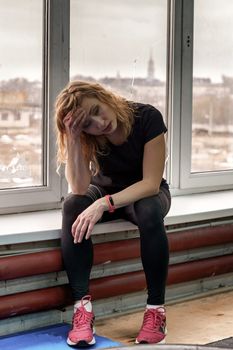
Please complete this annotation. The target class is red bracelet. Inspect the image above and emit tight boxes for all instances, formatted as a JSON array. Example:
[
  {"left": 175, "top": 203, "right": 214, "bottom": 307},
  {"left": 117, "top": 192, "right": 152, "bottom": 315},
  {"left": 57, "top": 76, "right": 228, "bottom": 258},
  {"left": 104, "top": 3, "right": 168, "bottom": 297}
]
[{"left": 104, "top": 195, "right": 116, "bottom": 213}]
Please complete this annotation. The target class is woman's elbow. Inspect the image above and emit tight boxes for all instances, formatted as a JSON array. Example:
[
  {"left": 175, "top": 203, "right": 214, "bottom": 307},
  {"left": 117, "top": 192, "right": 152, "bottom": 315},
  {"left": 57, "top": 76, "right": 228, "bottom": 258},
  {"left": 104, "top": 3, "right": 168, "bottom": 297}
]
[
  {"left": 153, "top": 187, "right": 160, "bottom": 195},
  {"left": 143, "top": 180, "right": 160, "bottom": 196},
  {"left": 70, "top": 185, "right": 89, "bottom": 195}
]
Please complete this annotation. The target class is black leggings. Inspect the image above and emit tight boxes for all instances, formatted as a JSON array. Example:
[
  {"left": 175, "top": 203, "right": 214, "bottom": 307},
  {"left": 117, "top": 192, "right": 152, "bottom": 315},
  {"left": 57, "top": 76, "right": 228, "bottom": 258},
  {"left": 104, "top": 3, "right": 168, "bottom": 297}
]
[{"left": 61, "top": 184, "right": 171, "bottom": 305}]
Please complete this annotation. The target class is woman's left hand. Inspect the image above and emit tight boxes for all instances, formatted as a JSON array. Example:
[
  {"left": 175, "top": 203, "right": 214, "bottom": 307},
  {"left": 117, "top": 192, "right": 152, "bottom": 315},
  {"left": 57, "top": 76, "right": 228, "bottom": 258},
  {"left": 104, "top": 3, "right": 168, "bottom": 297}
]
[{"left": 72, "top": 199, "right": 106, "bottom": 243}]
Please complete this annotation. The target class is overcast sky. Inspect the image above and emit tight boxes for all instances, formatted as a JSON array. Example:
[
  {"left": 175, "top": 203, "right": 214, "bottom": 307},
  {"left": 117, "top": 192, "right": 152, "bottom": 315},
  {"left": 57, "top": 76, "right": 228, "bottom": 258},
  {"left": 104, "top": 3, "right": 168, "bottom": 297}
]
[{"left": 0, "top": 0, "right": 233, "bottom": 83}]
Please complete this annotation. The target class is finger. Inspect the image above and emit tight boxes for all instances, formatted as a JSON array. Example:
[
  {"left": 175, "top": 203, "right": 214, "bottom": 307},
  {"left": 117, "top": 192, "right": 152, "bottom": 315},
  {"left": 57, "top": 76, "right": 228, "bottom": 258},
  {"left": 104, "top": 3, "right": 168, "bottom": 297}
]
[
  {"left": 64, "top": 118, "right": 72, "bottom": 129},
  {"left": 64, "top": 109, "right": 85, "bottom": 130},
  {"left": 77, "top": 221, "right": 89, "bottom": 243},
  {"left": 72, "top": 108, "right": 86, "bottom": 124},
  {"left": 85, "top": 221, "right": 95, "bottom": 240},
  {"left": 71, "top": 217, "right": 80, "bottom": 237},
  {"left": 63, "top": 112, "right": 73, "bottom": 125},
  {"left": 73, "top": 107, "right": 86, "bottom": 116},
  {"left": 71, "top": 112, "right": 87, "bottom": 132},
  {"left": 73, "top": 216, "right": 86, "bottom": 243},
  {"left": 64, "top": 111, "right": 72, "bottom": 120},
  {"left": 71, "top": 116, "right": 84, "bottom": 131}
]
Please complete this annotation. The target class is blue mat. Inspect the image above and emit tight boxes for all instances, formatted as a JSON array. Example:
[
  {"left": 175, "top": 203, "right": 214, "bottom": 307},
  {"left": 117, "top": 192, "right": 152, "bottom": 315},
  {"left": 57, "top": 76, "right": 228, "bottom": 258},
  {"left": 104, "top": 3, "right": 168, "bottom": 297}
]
[{"left": 0, "top": 323, "right": 122, "bottom": 350}]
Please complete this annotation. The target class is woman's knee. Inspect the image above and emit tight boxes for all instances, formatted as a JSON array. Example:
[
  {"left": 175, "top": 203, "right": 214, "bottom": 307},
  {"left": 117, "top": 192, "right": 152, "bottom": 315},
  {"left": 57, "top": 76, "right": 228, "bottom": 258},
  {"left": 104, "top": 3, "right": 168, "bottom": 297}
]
[
  {"left": 134, "top": 196, "right": 164, "bottom": 226},
  {"left": 62, "top": 193, "right": 92, "bottom": 216}
]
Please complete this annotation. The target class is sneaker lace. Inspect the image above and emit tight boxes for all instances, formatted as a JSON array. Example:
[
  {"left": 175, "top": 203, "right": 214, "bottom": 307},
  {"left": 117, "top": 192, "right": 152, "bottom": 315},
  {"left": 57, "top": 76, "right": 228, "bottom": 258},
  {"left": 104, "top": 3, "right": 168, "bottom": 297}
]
[
  {"left": 73, "top": 308, "right": 93, "bottom": 331},
  {"left": 142, "top": 308, "right": 165, "bottom": 332}
]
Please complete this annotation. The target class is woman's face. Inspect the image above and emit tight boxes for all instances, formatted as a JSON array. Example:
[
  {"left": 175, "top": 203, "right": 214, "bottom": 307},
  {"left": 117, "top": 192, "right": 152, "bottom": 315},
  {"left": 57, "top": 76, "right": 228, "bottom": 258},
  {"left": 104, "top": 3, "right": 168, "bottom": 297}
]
[{"left": 79, "top": 97, "right": 118, "bottom": 136}]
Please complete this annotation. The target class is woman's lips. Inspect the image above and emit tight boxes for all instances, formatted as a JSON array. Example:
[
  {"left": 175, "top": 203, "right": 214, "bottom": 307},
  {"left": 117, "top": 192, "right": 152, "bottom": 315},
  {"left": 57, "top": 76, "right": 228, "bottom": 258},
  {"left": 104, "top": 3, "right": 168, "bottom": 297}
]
[{"left": 102, "top": 122, "right": 112, "bottom": 133}]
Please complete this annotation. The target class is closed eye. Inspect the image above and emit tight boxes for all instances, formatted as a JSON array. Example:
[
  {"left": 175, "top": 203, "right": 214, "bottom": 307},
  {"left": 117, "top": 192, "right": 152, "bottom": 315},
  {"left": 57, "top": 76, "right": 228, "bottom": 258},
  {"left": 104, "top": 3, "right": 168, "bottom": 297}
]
[{"left": 91, "top": 105, "right": 99, "bottom": 116}]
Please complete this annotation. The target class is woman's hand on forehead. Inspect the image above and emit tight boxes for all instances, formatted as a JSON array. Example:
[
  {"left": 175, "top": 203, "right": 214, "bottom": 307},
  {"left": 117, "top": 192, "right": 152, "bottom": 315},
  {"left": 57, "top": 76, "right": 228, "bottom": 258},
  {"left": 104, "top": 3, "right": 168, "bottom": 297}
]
[{"left": 63, "top": 108, "right": 88, "bottom": 138}]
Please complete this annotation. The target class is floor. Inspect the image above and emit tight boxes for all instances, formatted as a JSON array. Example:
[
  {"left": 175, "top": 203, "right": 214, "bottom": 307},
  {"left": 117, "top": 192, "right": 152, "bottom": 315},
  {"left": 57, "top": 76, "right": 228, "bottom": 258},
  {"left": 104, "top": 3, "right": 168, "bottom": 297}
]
[{"left": 95, "top": 290, "right": 233, "bottom": 346}]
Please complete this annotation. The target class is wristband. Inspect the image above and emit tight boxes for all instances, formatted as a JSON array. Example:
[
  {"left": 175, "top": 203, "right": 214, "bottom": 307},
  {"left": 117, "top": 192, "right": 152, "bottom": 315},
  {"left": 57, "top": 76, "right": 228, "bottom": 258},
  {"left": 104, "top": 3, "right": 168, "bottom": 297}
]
[{"left": 104, "top": 195, "right": 116, "bottom": 213}]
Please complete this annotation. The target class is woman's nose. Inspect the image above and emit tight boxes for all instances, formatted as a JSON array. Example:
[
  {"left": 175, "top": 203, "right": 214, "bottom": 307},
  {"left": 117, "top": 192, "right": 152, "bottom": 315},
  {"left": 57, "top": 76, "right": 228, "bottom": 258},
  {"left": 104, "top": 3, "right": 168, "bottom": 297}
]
[{"left": 94, "top": 117, "right": 104, "bottom": 129}]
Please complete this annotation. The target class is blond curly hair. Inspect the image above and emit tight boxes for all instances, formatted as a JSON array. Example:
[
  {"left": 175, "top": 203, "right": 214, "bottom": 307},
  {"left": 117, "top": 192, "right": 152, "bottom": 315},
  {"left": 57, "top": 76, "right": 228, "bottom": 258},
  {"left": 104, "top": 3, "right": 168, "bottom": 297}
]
[{"left": 55, "top": 80, "right": 134, "bottom": 174}]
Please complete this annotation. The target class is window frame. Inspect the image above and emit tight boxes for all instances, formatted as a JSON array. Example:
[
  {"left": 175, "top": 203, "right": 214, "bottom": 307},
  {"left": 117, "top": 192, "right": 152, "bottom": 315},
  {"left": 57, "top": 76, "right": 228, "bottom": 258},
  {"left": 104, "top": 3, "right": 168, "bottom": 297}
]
[
  {"left": 0, "top": 0, "right": 69, "bottom": 214},
  {"left": 1, "top": 0, "right": 233, "bottom": 214},
  {"left": 175, "top": 0, "right": 233, "bottom": 192}
]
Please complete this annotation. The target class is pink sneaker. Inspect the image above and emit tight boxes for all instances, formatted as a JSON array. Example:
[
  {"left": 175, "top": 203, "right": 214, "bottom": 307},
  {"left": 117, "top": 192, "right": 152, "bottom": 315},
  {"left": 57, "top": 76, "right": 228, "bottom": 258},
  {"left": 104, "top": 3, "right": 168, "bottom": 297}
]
[
  {"left": 67, "top": 295, "right": 95, "bottom": 347},
  {"left": 135, "top": 307, "right": 167, "bottom": 344}
]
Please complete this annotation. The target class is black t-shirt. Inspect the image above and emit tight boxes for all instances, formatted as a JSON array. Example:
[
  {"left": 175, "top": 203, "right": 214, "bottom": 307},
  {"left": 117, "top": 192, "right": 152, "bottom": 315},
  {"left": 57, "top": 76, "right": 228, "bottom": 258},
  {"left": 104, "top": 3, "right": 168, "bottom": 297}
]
[{"left": 91, "top": 102, "right": 168, "bottom": 193}]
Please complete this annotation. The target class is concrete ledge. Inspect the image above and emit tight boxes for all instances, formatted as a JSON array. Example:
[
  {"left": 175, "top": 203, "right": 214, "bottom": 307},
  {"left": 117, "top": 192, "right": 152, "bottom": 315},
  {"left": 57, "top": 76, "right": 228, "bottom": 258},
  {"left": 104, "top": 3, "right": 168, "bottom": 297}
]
[{"left": 0, "top": 190, "right": 233, "bottom": 245}]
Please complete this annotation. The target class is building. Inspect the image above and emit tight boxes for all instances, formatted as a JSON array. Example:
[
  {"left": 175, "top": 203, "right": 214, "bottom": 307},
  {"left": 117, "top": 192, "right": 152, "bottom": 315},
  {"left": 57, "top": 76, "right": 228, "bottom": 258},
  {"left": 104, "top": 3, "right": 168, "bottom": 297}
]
[{"left": 0, "top": 90, "right": 39, "bottom": 128}]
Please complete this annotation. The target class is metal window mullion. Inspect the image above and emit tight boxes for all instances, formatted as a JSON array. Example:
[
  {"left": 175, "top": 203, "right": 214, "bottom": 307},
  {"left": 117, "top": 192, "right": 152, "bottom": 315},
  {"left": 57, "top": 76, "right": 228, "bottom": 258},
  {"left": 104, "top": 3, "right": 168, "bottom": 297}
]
[
  {"left": 167, "top": 0, "right": 183, "bottom": 193},
  {"left": 42, "top": 0, "right": 49, "bottom": 187},
  {"left": 46, "top": 0, "right": 69, "bottom": 197},
  {"left": 179, "top": 0, "right": 233, "bottom": 192},
  {"left": 179, "top": 0, "right": 194, "bottom": 190}
]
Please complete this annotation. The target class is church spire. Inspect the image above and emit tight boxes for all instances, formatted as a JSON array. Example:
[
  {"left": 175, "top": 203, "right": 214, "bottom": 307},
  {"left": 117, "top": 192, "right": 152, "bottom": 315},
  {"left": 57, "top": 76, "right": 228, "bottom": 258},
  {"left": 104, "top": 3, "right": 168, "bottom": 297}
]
[{"left": 147, "top": 50, "right": 155, "bottom": 81}]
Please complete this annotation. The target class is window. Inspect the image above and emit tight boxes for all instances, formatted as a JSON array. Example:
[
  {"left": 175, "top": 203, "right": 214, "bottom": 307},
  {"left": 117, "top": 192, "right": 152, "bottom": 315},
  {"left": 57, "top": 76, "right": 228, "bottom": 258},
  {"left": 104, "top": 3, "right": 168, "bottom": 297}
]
[
  {"left": 14, "top": 111, "right": 21, "bottom": 121},
  {"left": 1, "top": 113, "right": 8, "bottom": 121},
  {"left": 1, "top": 0, "right": 232, "bottom": 214},
  {"left": 0, "top": 1, "right": 43, "bottom": 189},
  {"left": 0, "top": 0, "right": 68, "bottom": 213},
  {"left": 192, "top": 0, "right": 233, "bottom": 173},
  {"left": 70, "top": 0, "right": 168, "bottom": 120},
  {"left": 178, "top": 0, "right": 233, "bottom": 190},
  {"left": 70, "top": 0, "right": 169, "bottom": 182}
]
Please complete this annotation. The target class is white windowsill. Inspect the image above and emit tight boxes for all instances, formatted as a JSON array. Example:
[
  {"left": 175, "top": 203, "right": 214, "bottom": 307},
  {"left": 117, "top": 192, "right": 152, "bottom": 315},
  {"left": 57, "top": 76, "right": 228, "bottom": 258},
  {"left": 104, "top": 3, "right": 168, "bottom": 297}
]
[{"left": 0, "top": 190, "right": 233, "bottom": 245}]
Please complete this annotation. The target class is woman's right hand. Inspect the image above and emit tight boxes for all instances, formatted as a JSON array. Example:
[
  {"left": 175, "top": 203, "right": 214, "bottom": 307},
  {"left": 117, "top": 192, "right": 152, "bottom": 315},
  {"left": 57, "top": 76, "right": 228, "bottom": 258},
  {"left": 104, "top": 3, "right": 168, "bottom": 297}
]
[{"left": 63, "top": 108, "right": 87, "bottom": 139}]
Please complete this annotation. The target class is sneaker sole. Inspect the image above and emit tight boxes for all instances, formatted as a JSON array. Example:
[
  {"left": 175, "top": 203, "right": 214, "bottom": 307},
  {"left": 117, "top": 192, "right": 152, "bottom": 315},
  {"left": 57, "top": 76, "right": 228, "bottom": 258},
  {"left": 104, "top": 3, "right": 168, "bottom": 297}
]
[
  {"left": 67, "top": 336, "right": 96, "bottom": 347},
  {"left": 135, "top": 327, "right": 167, "bottom": 345},
  {"left": 135, "top": 338, "right": 165, "bottom": 345}
]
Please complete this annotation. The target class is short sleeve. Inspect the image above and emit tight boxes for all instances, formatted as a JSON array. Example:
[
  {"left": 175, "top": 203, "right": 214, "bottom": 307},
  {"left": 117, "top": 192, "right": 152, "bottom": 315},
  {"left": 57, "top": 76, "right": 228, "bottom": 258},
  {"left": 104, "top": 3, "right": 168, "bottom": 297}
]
[{"left": 141, "top": 105, "right": 167, "bottom": 144}]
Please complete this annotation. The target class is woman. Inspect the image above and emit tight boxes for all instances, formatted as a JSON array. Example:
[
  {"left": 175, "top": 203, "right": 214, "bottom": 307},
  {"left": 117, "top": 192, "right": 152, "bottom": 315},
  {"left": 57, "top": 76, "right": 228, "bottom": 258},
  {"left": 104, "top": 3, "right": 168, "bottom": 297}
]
[{"left": 55, "top": 80, "right": 171, "bottom": 347}]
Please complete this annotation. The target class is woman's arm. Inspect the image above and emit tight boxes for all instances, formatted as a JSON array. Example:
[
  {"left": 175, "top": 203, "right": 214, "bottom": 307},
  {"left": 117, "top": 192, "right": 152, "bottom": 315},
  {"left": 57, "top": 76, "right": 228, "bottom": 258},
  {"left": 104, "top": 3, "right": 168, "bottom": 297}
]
[
  {"left": 65, "top": 137, "right": 91, "bottom": 194},
  {"left": 71, "top": 133, "right": 166, "bottom": 243},
  {"left": 64, "top": 110, "right": 92, "bottom": 194},
  {"left": 110, "top": 132, "right": 166, "bottom": 208}
]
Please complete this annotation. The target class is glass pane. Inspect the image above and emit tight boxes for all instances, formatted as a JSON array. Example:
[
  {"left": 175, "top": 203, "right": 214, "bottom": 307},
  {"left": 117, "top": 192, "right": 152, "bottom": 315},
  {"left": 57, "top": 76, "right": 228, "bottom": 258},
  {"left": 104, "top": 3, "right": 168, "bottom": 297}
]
[
  {"left": 70, "top": 0, "right": 167, "bottom": 117},
  {"left": 0, "top": 0, "right": 43, "bottom": 189},
  {"left": 192, "top": 0, "right": 233, "bottom": 173}
]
